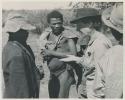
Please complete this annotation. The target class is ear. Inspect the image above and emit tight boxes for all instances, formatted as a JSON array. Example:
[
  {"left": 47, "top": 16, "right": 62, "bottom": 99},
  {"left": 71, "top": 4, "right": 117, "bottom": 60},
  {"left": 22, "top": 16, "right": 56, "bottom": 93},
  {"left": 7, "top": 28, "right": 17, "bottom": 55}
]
[{"left": 89, "top": 22, "right": 94, "bottom": 29}]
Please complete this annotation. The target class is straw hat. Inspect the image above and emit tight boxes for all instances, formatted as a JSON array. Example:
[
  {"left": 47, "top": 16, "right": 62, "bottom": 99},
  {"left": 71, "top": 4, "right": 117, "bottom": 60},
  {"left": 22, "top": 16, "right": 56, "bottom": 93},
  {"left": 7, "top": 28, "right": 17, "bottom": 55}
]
[
  {"left": 70, "top": 8, "right": 101, "bottom": 24},
  {"left": 102, "top": 4, "right": 123, "bottom": 33},
  {"left": 3, "top": 12, "right": 36, "bottom": 33}
]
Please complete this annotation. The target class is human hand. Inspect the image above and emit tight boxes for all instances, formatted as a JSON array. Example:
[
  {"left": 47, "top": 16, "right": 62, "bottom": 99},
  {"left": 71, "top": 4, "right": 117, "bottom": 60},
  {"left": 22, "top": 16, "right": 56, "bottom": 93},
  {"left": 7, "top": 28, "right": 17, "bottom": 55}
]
[{"left": 41, "top": 49, "right": 53, "bottom": 57}]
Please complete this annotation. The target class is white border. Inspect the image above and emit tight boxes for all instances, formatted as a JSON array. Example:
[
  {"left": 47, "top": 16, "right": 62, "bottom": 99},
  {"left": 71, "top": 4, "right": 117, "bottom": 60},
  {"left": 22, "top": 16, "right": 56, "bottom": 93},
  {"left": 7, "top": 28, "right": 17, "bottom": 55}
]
[{"left": 0, "top": 0, "right": 124, "bottom": 100}]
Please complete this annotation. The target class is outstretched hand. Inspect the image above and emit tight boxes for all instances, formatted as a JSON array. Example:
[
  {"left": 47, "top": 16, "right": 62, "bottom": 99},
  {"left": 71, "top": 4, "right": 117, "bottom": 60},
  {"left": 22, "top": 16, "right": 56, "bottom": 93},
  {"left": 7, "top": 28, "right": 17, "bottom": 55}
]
[{"left": 59, "top": 55, "right": 82, "bottom": 63}]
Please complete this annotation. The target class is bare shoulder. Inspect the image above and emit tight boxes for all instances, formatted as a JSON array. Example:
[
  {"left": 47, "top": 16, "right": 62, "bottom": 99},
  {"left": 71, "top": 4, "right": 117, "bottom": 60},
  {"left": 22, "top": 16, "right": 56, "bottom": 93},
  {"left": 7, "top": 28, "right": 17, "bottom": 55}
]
[{"left": 63, "top": 26, "right": 79, "bottom": 38}]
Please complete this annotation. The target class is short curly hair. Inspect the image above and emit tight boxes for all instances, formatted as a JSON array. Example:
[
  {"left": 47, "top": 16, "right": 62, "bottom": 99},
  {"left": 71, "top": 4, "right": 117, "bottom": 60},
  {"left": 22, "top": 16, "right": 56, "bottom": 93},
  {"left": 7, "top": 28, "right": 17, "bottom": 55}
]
[{"left": 47, "top": 10, "right": 63, "bottom": 23}]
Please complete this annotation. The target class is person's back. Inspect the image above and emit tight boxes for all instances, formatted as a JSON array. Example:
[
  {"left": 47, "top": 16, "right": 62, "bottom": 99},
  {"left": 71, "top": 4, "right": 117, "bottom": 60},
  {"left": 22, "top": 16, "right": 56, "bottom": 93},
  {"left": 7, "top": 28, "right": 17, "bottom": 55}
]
[
  {"left": 94, "top": 3, "right": 123, "bottom": 98},
  {"left": 94, "top": 45, "right": 123, "bottom": 98},
  {"left": 103, "top": 45, "right": 123, "bottom": 98},
  {"left": 2, "top": 41, "right": 29, "bottom": 98},
  {"left": 2, "top": 13, "right": 39, "bottom": 98}
]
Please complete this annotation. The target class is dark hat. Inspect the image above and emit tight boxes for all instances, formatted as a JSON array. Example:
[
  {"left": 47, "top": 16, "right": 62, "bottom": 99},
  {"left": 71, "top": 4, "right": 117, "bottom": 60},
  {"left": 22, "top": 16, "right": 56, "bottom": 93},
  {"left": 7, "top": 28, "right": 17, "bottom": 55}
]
[{"left": 70, "top": 8, "right": 101, "bottom": 24}]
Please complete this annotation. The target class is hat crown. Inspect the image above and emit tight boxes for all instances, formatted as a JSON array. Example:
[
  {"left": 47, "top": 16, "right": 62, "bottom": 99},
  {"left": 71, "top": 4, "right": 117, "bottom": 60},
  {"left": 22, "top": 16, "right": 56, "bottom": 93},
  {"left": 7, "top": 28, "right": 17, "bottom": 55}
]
[
  {"left": 110, "top": 4, "right": 123, "bottom": 26},
  {"left": 4, "top": 12, "right": 36, "bottom": 33},
  {"left": 102, "top": 3, "right": 123, "bottom": 33},
  {"left": 76, "top": 8, "right": 99, "bottom": 18},
  {"left": 71, "top": 8, "right": 100, "bottom": 23}
]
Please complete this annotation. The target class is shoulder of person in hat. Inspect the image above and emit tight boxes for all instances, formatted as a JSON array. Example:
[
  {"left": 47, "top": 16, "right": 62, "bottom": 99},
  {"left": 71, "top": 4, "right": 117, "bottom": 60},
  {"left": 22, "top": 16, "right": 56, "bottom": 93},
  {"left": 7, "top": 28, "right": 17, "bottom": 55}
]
[
  {"left": 2, "top": 41, "right": 31, "bottom": 98},
  {"left": 94, "top": 4, "right": 123, "bottom": 98},
  {"left": 62, "top": 26, "right": 79, "bottom": 39}
]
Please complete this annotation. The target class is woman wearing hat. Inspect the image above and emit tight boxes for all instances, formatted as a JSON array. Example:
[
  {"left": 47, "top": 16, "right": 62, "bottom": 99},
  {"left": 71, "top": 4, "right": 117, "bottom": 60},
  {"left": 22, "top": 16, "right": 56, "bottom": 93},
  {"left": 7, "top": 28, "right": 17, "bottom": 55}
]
[
  {"left": 60, "top": 8, "right": 112, "bottom": 98},
  {"left": 2, "top": 13, "right": 41, "bottom": 98},
  {"left": 94, "top": 3, "right": 123, "bottom": 98}
]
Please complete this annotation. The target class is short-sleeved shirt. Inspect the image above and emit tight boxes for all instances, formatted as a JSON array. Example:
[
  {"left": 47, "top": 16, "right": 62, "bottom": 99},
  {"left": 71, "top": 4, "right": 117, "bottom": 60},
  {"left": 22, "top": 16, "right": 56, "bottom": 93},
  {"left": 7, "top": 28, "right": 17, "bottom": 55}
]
[{"left": 39, "top": 26, "right": 78, "bottom": 76}]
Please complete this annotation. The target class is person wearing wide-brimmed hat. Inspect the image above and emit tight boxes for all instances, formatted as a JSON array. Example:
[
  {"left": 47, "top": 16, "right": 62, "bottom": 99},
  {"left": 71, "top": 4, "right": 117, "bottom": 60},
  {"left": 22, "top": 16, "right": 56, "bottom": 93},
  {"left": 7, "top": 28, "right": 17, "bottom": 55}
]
[
  {"left": 94, "top": 3, "right": 123, "bottom": 98},
  {"left": 61, "top": 8, "right": 112, "bottom": 98},
  {"left": 2, "top": 13, "right": 41, "bottom": 98}
]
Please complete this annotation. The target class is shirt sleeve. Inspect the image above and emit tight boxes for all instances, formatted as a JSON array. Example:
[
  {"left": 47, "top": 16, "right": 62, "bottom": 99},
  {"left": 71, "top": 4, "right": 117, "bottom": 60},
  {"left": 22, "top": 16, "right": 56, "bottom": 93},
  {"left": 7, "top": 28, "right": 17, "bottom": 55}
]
[{"left": 93, "top": 38, "right": 112, "bottom": 60}]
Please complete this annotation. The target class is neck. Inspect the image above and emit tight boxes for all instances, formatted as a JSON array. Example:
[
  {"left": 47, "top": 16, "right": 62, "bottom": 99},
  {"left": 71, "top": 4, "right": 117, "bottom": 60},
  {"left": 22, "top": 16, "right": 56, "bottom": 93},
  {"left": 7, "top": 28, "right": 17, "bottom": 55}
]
[{"left": 89, "top": 28, "right": 96, "bottom": 37}]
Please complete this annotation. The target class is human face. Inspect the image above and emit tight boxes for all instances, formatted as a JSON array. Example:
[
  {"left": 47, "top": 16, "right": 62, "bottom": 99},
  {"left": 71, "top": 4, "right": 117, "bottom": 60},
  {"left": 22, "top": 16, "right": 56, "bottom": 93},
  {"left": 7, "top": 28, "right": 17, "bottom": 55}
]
[
  {"left": 77, "top": 21, "right": 93, "bottom": 35},
  {"left": 49, "top": 18, "right": 63, "bottom": 35}
]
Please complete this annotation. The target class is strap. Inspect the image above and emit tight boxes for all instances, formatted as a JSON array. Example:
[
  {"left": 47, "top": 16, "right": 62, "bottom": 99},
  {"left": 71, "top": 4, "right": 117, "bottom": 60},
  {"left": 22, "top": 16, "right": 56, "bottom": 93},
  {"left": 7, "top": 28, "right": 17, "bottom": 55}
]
[{"left": 54, "top": 33, "right": 63, "bottom": 50}]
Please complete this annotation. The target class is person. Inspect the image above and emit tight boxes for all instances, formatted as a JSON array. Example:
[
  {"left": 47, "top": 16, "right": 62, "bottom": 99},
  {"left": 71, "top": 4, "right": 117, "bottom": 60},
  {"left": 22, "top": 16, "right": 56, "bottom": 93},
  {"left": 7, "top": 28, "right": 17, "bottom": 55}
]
[
  {"left": 38, "top": 10, "right": 78, "bottom": 98},
  {"left": 61, "top": 8, "right": 112, "bottom": 98},
  {"left": 76, "top": 35, "right": 90, "bottom": 98},
  {"left": 2, "top": 13, "right": 42, "bottom": 98},
  {"left": 94, "top": 3, "right": 123, "bottom": 98}
]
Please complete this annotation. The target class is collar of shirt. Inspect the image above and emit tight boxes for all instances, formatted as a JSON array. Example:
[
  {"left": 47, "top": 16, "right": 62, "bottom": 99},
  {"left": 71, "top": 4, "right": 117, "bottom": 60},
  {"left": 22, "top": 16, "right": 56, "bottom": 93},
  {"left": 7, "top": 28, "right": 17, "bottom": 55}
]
[{"left": 88, "top": 30, "right": 102, "bottom": 46}]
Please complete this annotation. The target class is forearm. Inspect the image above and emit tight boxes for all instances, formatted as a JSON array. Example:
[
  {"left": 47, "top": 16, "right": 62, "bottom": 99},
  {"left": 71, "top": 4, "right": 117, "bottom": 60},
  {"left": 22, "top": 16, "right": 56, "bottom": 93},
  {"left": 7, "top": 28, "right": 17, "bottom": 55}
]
[{"left": 50, "top": 51, "right": 75, "bottom": 58}]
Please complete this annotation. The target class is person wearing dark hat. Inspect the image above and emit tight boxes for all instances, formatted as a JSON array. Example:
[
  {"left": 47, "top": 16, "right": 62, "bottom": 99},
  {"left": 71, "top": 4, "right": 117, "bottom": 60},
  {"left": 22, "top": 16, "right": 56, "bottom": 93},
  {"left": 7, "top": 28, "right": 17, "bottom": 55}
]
[
  {"left": 61, "top": 8, "right": 112, "bottom": 98},
  {"left": 38, "top": 10, "right": 78, "bottom": 98},
  {"left": 94, "top": 3, "right": 123, "bottom": 98},
  {"left": 2, "top": 13, "right": 41, "bottom": 98}
]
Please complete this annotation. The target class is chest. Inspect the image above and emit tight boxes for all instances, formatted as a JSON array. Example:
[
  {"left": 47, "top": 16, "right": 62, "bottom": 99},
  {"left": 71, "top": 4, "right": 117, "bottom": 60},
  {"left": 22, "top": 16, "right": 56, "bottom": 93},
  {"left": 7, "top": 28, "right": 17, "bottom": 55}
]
[{"left": 46, "top": 33, "right": 70, "bottom": 52}]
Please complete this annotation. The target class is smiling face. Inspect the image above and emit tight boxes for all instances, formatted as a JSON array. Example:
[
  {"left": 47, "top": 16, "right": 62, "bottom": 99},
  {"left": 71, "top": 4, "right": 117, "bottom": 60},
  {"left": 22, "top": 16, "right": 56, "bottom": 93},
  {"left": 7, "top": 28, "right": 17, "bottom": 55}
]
[{"left": 49, "top": 18, "right": 63, "bottom": 35}]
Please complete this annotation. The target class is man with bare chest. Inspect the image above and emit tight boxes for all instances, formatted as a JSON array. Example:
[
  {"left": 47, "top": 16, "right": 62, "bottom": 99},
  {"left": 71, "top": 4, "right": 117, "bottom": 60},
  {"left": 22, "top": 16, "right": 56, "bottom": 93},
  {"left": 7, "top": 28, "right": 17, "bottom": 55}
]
[{"left": 39, "top": 10, "right": 78, "bottom": 98}]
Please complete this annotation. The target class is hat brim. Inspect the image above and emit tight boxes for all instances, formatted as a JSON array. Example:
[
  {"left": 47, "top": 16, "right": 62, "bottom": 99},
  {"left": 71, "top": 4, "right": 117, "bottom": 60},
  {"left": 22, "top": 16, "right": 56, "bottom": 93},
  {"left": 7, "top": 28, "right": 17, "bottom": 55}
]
[
  {"left": 3, "top": 20, "right": 36, "bottom": 33},
  {"left": 102, "top": 7, "right": 122, "bottom": 33},
  {"left": 70, "top": 15, "right": 101, "bottom": 24}
]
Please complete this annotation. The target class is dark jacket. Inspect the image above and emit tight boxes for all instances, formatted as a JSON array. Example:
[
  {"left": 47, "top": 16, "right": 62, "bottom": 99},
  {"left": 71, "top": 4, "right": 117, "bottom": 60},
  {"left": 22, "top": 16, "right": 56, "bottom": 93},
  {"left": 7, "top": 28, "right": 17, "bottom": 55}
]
[{"left": 2, "top": 41, "right": 39, "bottom": 98}]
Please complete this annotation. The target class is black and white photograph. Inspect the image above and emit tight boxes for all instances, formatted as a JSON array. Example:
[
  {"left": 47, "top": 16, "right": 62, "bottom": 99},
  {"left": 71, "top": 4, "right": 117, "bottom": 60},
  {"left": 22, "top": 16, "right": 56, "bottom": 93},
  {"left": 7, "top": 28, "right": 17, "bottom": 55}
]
[{"left": 1, "top": 0, "right": 123, "bottom": 99}]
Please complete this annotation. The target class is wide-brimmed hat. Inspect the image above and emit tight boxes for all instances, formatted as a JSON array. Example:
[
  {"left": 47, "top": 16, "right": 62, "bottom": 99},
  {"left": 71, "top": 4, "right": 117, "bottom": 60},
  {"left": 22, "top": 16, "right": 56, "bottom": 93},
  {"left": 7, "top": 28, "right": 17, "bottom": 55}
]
[
  {"left": 102, "top": 4, "right": 123, "bottom": 33},
  {"left": 70, "top": 8, "right": 101, "bottom": 24},
  {"left": 3, "top": 12, "right": 36, "bottom": 33}
]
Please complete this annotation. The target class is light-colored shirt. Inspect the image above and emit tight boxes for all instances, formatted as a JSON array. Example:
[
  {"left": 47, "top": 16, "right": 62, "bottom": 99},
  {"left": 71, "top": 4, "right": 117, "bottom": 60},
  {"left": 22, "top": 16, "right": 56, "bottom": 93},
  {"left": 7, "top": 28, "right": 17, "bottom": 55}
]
[
  {"left": 94, "top": 45, "right": 123, "bottom": 98},
  {"left": 80, "top": 30, "right": 112, "bottom": 69}
]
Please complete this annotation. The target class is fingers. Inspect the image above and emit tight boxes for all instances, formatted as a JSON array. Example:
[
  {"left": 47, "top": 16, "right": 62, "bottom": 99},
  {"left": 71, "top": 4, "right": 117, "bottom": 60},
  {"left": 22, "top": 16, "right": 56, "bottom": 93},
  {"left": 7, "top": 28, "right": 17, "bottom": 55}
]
[
  {"left": 40, "top": 49, "right": 46, "bottom": 56},
  {"left": 66, "top": 55, "right": 75, "bottom": 57}
]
